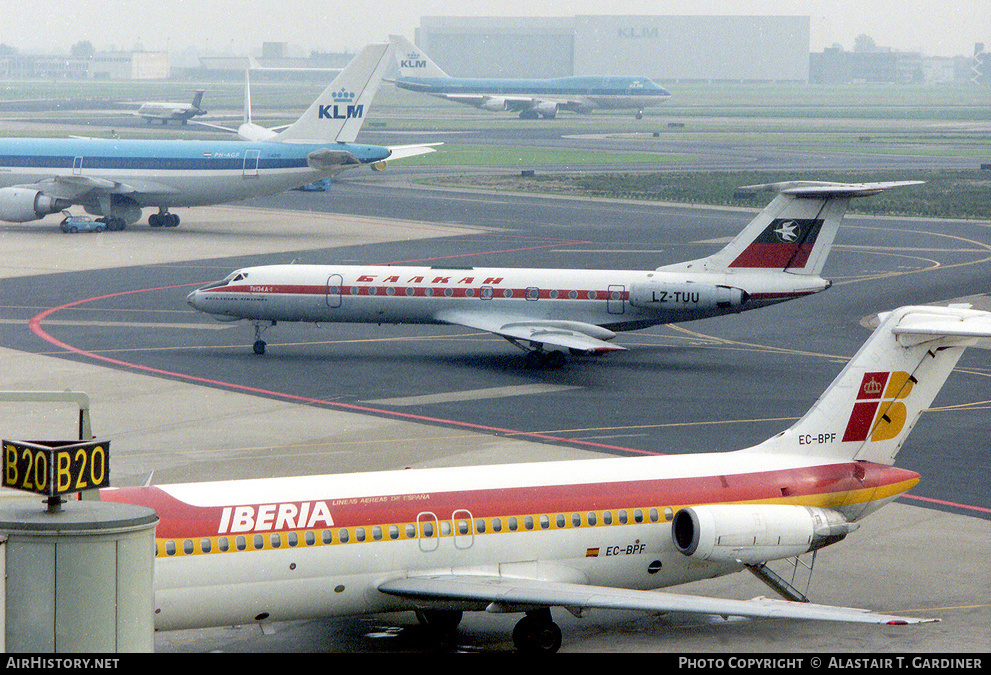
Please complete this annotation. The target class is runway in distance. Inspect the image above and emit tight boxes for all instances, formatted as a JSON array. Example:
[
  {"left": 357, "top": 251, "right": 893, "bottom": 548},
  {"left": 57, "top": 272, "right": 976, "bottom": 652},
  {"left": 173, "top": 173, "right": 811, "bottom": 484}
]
[
  {"left": 101, "top": 304, "right": 991, "bottom": 652},
  {"left": 0, "top": 44, "right": 436, "bottom": 230},
  {"left": 389, "top": 35, "right": 671, "bottom": 119},
  {"left": 134, "top": 89, "right": 207, "bottom": 125},
  {"left": 187, "top": 180, "right": 921, "bottom": 366}
]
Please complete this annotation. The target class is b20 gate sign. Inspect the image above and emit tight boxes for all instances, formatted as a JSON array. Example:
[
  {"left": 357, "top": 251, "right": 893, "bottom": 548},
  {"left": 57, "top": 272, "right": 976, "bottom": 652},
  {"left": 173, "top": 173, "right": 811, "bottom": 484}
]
[{"left": 3, "top": 439, "right": 110, "bottom": 497}]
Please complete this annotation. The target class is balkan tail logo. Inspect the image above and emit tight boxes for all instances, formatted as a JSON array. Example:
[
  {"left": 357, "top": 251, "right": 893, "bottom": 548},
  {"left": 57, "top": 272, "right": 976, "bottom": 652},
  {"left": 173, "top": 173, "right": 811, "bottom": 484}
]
[
  {"left": 842, "top": 371, "right": 915, "bottom": 442},
  {"left": 730, "top": 219, "right": 823, "bottom": 269}
]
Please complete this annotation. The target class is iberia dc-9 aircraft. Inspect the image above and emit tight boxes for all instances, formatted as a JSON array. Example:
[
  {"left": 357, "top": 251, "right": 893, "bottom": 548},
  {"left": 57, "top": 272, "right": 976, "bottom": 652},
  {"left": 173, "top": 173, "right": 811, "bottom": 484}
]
[
  {"left": 186, "top": 180, "right": 921, "bottom": 366},
  {"left": 100, "top": 305, "right": 989, "bottom": 652}
]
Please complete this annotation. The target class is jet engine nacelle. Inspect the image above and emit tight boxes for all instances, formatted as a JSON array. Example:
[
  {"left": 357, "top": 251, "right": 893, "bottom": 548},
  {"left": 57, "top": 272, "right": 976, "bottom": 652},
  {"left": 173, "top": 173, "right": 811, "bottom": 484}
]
[
  {"left": 629, "top": 281, "right": 749, "bottom": 312},
  {"left": 0, "top": 187, "right": 66, "bottom": 223},
  {"left": 533, "top": 101, "right": 558, "bottom": 118},
  {"left": 672, "top": 504, "right": 858, "bottom": 564},
  {"left": 480, "top": 97, "right": 508, "bottom": 111}
]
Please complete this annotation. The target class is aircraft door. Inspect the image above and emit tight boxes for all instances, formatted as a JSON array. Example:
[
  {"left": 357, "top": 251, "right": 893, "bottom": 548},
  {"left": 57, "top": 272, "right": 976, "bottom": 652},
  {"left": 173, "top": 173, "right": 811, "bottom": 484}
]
[
  {"left": 607, "top": 284, "right": 626, "bottom": 314},
  {"left": 242, "top": 149, "right": 260, "bottom": 178},
  {"left": 416, "top": 512, "right": 439, "bottom": 552},
  {"left": 326, "top": 274, "right": 343, "bottom": 308},
  {"left": 452, "top": 509, "right": 475, "bottom": 550},
  {"left": 72, "top": 156, "right": 83, "bottom": 176}
]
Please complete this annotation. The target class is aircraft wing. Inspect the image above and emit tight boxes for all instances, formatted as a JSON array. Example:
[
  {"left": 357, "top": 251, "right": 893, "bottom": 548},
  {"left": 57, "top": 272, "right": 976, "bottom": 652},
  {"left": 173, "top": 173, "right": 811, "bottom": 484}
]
[
  {"left": 436, "top": 309, "right": 626, "bottom": 353},
  {"left": 378, "top": 574, "right": 936, "bottom": 626},
  {"left": 20, "top": 175, "right": 180, "bottom": 201}
]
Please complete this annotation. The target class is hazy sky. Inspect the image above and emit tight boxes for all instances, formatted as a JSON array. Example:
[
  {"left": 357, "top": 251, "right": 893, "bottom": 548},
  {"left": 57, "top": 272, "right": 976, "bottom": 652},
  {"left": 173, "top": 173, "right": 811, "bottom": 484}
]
[{"left": 4, "top": 0, "right": 987, "bottom": 58}]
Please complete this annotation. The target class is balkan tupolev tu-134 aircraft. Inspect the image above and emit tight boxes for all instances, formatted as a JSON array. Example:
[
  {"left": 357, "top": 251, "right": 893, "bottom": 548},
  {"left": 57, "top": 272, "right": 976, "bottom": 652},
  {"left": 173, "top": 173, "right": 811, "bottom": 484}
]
[
  {"left": 186, "top": 180, "right": 921, "bottom": 366},
  {"left": 100, "top": 304, "right": 991, "bottom": 652}
]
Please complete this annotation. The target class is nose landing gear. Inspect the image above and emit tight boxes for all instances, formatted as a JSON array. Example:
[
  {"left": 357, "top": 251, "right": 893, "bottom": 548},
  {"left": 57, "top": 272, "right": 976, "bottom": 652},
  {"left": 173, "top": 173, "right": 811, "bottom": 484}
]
[{"left": 252, "top": 320, "right": 276, "bottom": 355}]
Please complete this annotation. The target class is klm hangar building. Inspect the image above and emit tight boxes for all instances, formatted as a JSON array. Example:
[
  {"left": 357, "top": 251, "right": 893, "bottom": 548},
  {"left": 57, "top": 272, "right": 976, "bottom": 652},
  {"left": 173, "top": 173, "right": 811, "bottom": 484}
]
[{"left": 413, "top": 15, "right": 810, "bottom": 83}]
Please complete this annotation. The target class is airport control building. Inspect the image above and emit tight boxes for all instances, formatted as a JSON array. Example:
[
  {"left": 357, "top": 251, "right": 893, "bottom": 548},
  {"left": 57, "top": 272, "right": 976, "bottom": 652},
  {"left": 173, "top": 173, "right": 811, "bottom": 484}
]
[{"left": 414, "top": 15, "right": 811, "bottom": 83}]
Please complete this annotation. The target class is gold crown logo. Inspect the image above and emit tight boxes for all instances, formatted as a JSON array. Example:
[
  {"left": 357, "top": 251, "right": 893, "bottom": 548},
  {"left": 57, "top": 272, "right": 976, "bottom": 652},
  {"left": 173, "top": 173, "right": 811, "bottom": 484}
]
[{"left": 863, "top": 377, "right": 883, "bottom": 395}]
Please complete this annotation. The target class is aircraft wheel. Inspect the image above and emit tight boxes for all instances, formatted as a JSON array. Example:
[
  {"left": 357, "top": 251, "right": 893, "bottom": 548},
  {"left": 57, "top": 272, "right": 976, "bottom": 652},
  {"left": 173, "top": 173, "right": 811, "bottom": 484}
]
[
  {"left": 253, "top": 340, "right": 266, "bottom": 355},
  {"left": 149, "top": 214, "right": 163, "bottom": 227},
  {"left": 545, "top": 351, "right": 566, "bottom": 369},
  {"left": 524, "top": 351, "right": 546, "bottom": 369},
  {"left": 165, "top": 214, "right": 180, "bottom": 227},
  {"left": 414, "top": 609, "right": 463, "bottom": 632},
  {"left": 512, "top": 611, "right": 562, "bottom": 654}
]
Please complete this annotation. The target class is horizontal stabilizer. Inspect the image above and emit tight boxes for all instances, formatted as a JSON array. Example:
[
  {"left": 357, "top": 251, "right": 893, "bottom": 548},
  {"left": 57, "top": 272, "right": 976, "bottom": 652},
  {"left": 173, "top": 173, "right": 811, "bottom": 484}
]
[
  {"left": 736, "top": 181, "right": 926, "bottom": 199},
  {"left": 386, "top": 143, "right": 443, "bottom": 161},
  {"left": 379, "top": 574, "right": 937, "bottom": 625}
]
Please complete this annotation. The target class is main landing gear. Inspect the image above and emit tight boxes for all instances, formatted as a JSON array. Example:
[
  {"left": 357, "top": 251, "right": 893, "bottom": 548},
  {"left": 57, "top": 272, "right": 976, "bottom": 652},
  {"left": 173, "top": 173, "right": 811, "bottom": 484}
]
[
  {"left": 414, "top": 607, "right": 563, "bottom": 654},
  {"left": 512, "top": 608, "right": 563, "bottom": 653},
  {"left": 148, "top": 209, "right": 180, "bottom": 228},
  {"left": 524, "top": 349, "right": 566, "bottom": 370}
]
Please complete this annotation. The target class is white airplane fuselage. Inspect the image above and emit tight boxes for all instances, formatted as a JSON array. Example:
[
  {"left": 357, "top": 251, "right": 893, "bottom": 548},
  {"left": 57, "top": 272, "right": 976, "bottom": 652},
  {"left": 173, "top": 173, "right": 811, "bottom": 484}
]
[
  {"left": 103, "top": 448, "right": 916, "bottom": 631},
  {"left": 188, "top": 263, "right": 826, "bottom": 334},
  {"left": 0, "top": 138, "right": 389, "bottom": 213}
]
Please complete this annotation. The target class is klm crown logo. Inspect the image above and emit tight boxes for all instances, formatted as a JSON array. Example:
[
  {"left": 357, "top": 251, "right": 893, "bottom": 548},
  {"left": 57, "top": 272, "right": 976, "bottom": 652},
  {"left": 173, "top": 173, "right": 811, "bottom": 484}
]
[{"left": 318, "top": 89, "right": 363, "bottom": 120}]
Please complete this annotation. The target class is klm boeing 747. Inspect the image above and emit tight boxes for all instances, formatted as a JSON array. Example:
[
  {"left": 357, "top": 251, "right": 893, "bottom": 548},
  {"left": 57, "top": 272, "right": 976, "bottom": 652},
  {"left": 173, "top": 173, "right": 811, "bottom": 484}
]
[
  {"left": 390, "top": 35, "right": 671, "bottom": 119},
  {"left": 0, "top": 44, "right": 436, "bottom": 230}
]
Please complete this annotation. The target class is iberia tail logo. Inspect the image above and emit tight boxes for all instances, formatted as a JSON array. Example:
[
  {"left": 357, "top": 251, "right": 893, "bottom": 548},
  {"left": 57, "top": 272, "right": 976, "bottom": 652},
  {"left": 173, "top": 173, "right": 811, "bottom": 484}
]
[{"left": 842, "top": 371, "right": 914, "bottom": 442}]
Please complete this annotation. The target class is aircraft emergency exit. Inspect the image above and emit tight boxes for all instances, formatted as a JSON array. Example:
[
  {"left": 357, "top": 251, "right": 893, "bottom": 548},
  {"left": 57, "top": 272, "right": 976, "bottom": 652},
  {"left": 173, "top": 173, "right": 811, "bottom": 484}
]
[
  {"left": 186, "top": 180, "right": 921, "bottom": 365},
  {"left": 0, "top": 44, "right": 435, "bottom": 230},
  {"left": 101, "top": 304, "right": 990, "bottom": 652}
]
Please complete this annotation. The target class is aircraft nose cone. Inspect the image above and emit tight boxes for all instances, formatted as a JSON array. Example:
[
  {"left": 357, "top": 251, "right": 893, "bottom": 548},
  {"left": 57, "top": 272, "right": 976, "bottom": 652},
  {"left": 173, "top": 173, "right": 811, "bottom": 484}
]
[{"left": 186, "top": 290, "right": 201, "bottom": 309}]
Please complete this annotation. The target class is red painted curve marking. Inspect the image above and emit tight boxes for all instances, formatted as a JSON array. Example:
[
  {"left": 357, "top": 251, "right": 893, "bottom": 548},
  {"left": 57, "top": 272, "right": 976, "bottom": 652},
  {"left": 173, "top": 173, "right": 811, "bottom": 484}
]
[
  {"left": 28, "top": 284, "right": 657, "bottom": 457},
  {"left": 27, "top": 286, "right": 991, "bottom": 518}
]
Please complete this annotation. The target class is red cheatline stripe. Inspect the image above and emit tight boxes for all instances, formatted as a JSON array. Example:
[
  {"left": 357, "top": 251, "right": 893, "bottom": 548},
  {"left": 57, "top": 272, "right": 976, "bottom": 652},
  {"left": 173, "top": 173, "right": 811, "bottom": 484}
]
[{"left": 27, "top": 284, "right": 655, "bottom": 456}]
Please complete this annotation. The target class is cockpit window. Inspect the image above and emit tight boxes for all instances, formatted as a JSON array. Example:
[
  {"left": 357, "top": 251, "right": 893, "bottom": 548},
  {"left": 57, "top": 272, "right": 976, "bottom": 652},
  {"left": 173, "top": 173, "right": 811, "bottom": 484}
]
[{"left": 199, "top": 270, "right": 248, "bottom": 292}]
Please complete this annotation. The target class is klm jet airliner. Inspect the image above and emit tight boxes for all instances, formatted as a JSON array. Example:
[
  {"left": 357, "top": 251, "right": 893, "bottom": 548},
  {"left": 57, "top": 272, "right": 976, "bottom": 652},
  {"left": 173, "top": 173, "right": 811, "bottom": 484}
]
[
  {"left": 0, "top": 44, "right": 435, "bottom": 230},
  {"left": 390, "top": 35, "right": 671, "bottom": 119}
]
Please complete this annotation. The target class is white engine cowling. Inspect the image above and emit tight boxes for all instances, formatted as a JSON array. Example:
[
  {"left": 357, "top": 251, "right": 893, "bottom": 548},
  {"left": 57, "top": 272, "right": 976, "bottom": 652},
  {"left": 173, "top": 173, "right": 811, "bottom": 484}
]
[
  {"left": 629, "top": 281, "right": 749, "bottom": 312},
  {"left": 672, "top": 504, "right": 858, "bottom": 564},
  {"left": 0, "top": 187, "right": 65, "bottom": 222},
  {"left": 480, "top": 97, "right": 508, "bottom": 111},
  {"left": 533, "top": 101, "right": 558, "bottom": 118}
]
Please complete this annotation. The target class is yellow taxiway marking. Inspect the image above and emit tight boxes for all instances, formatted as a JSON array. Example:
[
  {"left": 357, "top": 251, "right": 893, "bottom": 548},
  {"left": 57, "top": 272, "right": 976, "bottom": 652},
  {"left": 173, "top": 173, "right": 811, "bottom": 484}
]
[{"left": 364, "top": 383, "right": 582, "bottom": 406}]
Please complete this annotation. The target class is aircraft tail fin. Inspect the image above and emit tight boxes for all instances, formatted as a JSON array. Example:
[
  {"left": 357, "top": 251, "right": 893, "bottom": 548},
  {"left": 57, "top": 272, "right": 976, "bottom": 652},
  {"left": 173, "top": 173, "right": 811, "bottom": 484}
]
[
  {"left": 659, "top": 181, "right": 923, "bottom": 276},
  {"left": 389, "top": 34, "right": 450, "bottom": 79},
  {"left": 242, "top": 71, "right": 252, "bottom": 125},
  {"left": 748, "top": 305, "right": 991, "bottom": 465},
  {"left": 191, "top": 90, "right": 205, "bottom": 110},
  {"left": 272, "top": 43, "right": 390, "bottom": 144}
]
